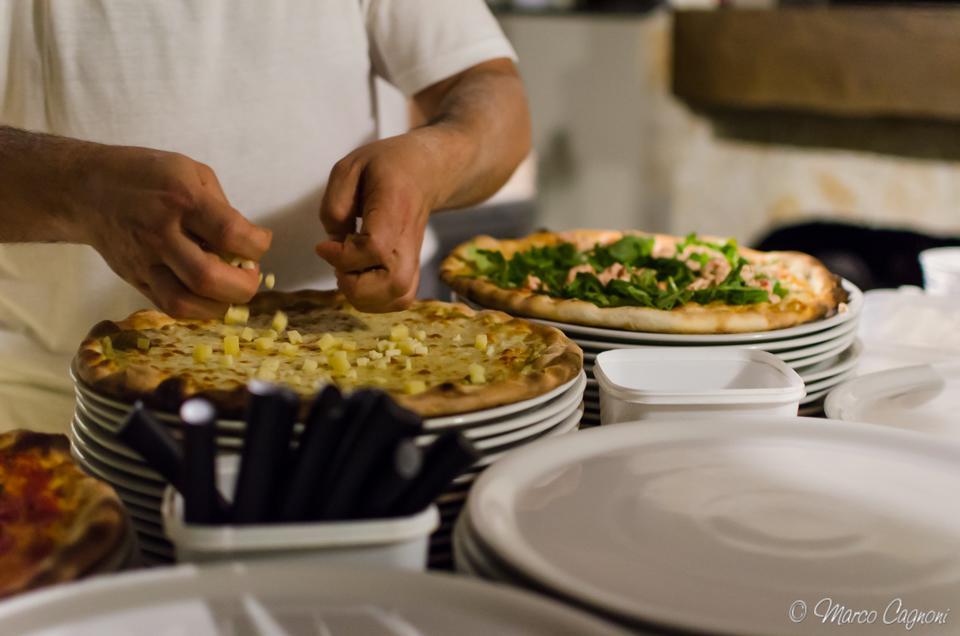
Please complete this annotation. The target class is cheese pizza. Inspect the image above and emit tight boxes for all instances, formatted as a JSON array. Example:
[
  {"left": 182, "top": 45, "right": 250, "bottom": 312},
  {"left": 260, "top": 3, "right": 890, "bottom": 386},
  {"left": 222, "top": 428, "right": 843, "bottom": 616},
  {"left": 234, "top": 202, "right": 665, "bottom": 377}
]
[
  {"left": 0, "top": 431, "right": 126, "bottom": 598},
  {"left": 74, "top": 291, "right": 583, "bottom": 418},
  {"left": 440, "top": 230, "right": 848, "bottom": 334}
]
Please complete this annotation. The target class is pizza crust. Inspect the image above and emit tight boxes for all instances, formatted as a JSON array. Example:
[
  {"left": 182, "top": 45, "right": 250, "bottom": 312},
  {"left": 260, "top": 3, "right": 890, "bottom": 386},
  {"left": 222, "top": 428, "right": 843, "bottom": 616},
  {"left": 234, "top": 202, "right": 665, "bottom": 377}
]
[
  {"left": 440, "top": 230, "right": 848, "bottom": 334},
  {"left": 0, "top": 431, "right": 127, "bottom": 598},
  {"left": 73, "top": 291, "right": 583, "bottom": 419}
]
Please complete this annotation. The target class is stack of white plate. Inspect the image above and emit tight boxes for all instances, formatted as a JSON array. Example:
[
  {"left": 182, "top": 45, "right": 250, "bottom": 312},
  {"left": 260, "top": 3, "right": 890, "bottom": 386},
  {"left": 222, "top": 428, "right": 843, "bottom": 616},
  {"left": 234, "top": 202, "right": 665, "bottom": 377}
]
[
  {"left": 455, "top": 418, "right": 960, "bottom": 634},
  {"left": 69, "top": 368, "right": 585, "bottom": 568},
  {"left": 0, "top": 561, "right": 630, "bottom": 636},
  {"left": 454, "top": 280, "right": 863, "bottom": 422}
]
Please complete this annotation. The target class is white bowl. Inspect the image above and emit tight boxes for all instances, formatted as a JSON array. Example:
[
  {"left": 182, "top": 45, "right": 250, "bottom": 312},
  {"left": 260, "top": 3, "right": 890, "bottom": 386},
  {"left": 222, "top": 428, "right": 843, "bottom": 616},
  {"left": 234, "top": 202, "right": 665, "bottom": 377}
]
[{"left": 594, "top": 348, "right": 805, "bottom": 424}]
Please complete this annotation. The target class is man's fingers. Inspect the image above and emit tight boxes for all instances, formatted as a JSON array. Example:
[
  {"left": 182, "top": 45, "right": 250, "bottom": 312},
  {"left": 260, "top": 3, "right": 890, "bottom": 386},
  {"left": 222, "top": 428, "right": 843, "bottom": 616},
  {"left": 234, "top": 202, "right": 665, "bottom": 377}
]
[
  {"left": 145, "top": 265, "right": 227, "bottom": 319},
  {"left": 316, "top": 235, "right": 385, "bottom": 273},
  {"left": 320, "top": 156, "right": 364, "bottom": 239},
  {"left": 161, "top": 229, "right": 260, "bottom": 304},
  {"left": 184, "top": 193, "right": 272, "bottom": 261},
  {"left": 336, "top": 263, "right": 419, "bottom": 313}
]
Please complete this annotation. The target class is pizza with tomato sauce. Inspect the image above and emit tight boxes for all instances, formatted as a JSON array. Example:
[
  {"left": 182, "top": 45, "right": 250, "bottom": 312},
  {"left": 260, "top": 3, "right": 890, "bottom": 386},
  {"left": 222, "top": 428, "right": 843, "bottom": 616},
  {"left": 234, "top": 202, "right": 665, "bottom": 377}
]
[{"left": 0, "top": 431, "right": 126, "bottom": 598}]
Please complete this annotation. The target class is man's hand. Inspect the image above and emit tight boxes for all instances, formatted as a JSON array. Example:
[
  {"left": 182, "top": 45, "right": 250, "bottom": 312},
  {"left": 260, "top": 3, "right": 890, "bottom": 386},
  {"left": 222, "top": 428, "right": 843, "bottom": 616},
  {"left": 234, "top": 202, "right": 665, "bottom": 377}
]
[
  {"left": 316, "top": 58, "right": 530, "bottom": 312},
  {"left": 316, "top": 132, "right": 443, "bottom": 313},
  {"left": 80, "top": 146, "right": 272, "bottom": 318}
]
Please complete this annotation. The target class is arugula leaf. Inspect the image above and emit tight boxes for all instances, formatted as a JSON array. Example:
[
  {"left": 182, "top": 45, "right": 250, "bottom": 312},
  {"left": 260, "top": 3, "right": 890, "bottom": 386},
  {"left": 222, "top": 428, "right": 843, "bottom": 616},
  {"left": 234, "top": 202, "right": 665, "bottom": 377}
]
[
  {"left": 466, "top": 233, "right": 780, "bottom": 311},
  {"left": 773, "top": 281, "right": 789, "bottom": 299}
]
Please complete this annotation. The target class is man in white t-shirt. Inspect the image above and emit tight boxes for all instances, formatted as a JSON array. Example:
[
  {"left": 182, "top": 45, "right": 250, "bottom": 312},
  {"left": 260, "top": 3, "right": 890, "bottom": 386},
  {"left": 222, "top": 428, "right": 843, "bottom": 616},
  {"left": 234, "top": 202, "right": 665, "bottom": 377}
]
[{"left": 0, "top": 0, "right": 530, "bottom": 433}]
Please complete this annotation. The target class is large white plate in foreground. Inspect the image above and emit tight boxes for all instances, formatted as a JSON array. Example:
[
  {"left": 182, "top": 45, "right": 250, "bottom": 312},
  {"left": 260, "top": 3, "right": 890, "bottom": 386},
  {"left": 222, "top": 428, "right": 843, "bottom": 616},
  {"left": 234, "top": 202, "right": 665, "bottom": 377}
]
[
  {"left": 468, "top": 418, "right": 960, "bottom": 635},
  {"left": 825, "top": 362, "right": 960, "bottom": 437},
  {"left": 0, "top": 562, "right": 628, "bottom": 636}
]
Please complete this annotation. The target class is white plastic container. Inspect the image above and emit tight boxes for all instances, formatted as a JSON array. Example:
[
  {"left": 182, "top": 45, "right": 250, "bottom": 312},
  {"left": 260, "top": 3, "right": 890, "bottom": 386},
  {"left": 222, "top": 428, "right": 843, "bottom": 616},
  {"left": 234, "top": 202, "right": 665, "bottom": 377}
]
[
  {"left": 920, "top": 247, "right": 960, "bottom": 296},
  {"left": 594, "top": 348, "right": 805, "bottom": 424},
  {"left": 162, "top": 457, "right": 439, "bottom": 570}
]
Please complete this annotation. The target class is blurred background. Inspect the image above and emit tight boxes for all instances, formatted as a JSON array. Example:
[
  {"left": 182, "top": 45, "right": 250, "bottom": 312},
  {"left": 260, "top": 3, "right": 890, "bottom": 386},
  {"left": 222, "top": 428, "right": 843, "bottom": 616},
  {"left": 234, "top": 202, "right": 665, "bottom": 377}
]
[{"left": 418, "top": 0, "right": 960, "bottom": 297}]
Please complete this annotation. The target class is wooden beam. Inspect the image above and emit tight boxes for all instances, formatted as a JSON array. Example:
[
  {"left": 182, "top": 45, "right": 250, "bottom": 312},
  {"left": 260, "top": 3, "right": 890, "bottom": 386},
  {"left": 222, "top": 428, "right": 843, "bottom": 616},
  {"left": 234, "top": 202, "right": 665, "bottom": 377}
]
[{"left": 672, "top": 8, "right": 960, "bottom": 121}]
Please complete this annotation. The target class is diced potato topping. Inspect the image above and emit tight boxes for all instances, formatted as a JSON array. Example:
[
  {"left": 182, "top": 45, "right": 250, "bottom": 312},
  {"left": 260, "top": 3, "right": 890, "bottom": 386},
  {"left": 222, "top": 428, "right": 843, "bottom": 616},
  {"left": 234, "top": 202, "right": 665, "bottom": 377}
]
[
  {"left": 193, "top": 344, "right": 213, "bottom": 363},
  {"left": 240, "top": 327, "right": 256, "bottom": 342},
  {"left": 318, "top": 333, "right": 340, "bottom": 352},
  {"left": 486, "top": 345, "right": 495, "bottom": 358},
  {"left": 136, "top": 337, "right": 151, "bottom": 352},
  {"left": 356, "top": 356, "right": 370, "bottom": 367},
  {"left": 330, "top": 350, "right": 351, "bottom": 374},
  {"left": 416, "top": 329, "right": 427, "bottom": 341},
  {"left": 469, "top": 363, "right": 486, "bottom": 384},
  {"left": 345, "top": 369, "right": 358, "bottom": 380},
  {"left": 272, "top": 311, "right": 288, "bottom": 333},
  {"left": 287, "top": 330, "right": 303, "bottom": 344},
  {"left": 224, "top": 305, "right": 250, "bottom": 325},
  {"left": 264, "top": 273, "right": 276, "bottom": 289},
  {"left": 241, "top": 259, "right": 256, "bottom": 270},
  {"left": 266, "top": 329, "right": 279, "bottom": 340},
  {"left": 301, "top": 358, "right": 319, "bottom": 373},
  {"left": 279, "top": 342, "right": 298, "bottom": 357},
  {"left": 385, "top": 348, "right": 401, "bottom": 358},
  {"left": 475, "top": 334, "right": 488, "bottom": 350},
  {"left": 376, "top": 340, "right": 391, "bottom": 352},
  {"left": 223, "top": 335, "right": 240, "bottom": 356},
  {"left": 255, "top": 337, "right": 275, "bottom": 352},
  {"left": 368, "top": 350, "right": 383, "bottom": 360},
  {"left": 413, "top": 345, "right": 428, "bottom": 356},
  {"left": 341, "top": 340, "right": 357, "bottom": 352},
  {"left": 373, "top": 359, "right": 388, "bottom": 370},
  {"left": 101, "top": 336, "right": 114, "bottom": 359},
  {"left": 390, "top": 324, "right": 409, "bottom": 342},
  {"left": 404, "top": 380, "right": 427, "bottom": 395},
  {"left": 221, "top": 354, "right": 235, "bottom": 368},
  {"left": 398, "top": 339, "right": 417, "bottom": 355}
]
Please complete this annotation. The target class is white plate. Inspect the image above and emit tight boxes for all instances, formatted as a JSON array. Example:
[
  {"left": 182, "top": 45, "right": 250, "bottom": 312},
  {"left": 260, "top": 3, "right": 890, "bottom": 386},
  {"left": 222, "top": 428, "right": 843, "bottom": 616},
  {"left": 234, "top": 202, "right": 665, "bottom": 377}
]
[
  {"left": 797, "top": 339, "right": 862, "bottom": 383},
  {"left": 473, "top": 406, "right": 583, "bottom": 469},
  {"left": 425, "top": 371, "right": 586, "bottom": 429},
  {"left": 419, "top": 373, "right": 585, "bottom": 440},
  {"left": 73, "top": 364, "right": 588, "bottom": 434},
  {"left": 785, "top": 336, "right": 859, "bottom": 370},
  {"left": 825, "top": 362, "right": 960, "bottom": 438},
  {"left": 468, "top": 418, "right": 960, "bottom": 635},
  {"left": 71, "top": 444, "right": 166, "bottom": 498},
  {"left": 457, "top": 281, "right": 862, "bottom": 344},
  {"left": 572, "top": 319, "right": 857, "bottom": 354},
  {"left": 802, "top": 368, "right": 857, "bottom": 396},
  {"left": 471, "top": 399, "right": 583, "bottom": 452},
  {"left": 576, "top": 329, "right": 857, "bottom": 364},
  {"left": 0, "top": 561, "right": 629, "bottom": 636},
  {"left": 71, "top": 420, "right": 166, "bottom": 483}
]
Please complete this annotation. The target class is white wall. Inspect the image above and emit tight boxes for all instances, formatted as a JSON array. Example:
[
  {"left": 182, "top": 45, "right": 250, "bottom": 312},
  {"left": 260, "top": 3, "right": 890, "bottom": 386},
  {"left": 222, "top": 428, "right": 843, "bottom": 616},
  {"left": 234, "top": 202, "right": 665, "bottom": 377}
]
[{"left": 502, "top": 11, "right": 960, "bottom": 243}]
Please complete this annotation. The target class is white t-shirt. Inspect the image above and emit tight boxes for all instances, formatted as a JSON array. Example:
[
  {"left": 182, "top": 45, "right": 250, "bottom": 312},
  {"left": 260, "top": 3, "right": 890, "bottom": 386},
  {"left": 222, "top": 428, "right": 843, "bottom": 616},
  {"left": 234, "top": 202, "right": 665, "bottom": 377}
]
[{"left": 0, "top": 0, "right": 516, "bottom": 432}]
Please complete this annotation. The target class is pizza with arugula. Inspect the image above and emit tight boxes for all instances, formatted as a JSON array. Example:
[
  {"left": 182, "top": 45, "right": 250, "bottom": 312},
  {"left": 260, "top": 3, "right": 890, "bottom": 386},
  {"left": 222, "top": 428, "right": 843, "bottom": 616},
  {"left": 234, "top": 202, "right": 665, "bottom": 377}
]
[{"left": 440, "top": 230, "right": 848, "bottom": 334}]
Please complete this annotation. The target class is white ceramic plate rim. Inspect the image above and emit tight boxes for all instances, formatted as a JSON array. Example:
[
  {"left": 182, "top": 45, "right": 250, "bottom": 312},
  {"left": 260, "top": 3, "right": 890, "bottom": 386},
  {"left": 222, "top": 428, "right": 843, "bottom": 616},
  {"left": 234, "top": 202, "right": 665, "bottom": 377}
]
[
  {"left": 572, "top": 318, "right": 857, "bottom": 353},
  {"left": 467, "top": 417, "right": 960, "bottom": 634},
  {"left": 0, "top": 561, "right": 629, "bottom": 636},
  {"left": 455, "top": 280, "right": 862, "bottom": 344}
]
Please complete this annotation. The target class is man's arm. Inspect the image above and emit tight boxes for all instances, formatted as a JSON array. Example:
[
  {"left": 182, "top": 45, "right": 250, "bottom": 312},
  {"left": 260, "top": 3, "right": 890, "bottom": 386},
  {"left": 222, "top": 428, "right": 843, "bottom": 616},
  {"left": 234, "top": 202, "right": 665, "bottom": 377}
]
[
  {"left": 0, "top": 126, "right": 271, "bottom": 317},
  {"left": 316, "top": 58, "right": 531, "bottom": 312}
]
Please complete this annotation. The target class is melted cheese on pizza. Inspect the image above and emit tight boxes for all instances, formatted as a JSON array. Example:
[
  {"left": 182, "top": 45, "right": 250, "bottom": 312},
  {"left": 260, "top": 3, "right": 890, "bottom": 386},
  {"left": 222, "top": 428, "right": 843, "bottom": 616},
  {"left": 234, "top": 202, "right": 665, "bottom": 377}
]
[{"left": 104, "top": 303, "right": 550, "bottom": 400}]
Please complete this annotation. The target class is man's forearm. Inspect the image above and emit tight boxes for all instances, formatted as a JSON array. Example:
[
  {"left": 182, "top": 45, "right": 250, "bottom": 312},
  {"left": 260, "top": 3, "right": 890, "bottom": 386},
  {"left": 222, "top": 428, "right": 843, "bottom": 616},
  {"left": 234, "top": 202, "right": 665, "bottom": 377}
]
[
  {"left": 412, "top": 58, "right": 531, "bottom": 211},
  {"left": 0, "top": 125, "right": 92, "bottom": 243}
]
